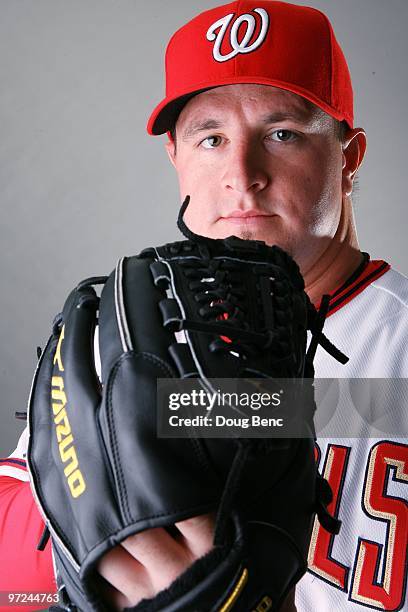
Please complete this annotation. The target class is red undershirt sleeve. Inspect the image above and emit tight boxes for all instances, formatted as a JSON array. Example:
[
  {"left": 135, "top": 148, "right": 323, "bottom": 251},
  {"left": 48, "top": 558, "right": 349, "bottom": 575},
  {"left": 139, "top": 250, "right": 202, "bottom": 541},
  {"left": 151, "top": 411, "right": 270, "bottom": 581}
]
[{"left": 0, "top": 475, "right": 56, "bottom": 611}]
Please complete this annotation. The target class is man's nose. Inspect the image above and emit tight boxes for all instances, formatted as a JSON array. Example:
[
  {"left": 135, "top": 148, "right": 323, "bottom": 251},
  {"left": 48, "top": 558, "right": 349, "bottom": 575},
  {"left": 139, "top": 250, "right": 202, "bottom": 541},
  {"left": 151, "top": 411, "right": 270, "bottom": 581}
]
[{"left": 222, "top": 142, "right": 269, "bottom": 194}]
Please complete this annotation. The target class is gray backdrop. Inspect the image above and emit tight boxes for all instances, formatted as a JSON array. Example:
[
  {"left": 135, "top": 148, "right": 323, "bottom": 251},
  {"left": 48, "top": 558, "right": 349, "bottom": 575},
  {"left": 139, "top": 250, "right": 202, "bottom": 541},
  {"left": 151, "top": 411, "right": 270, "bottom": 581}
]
[{"left": 1, "top": 0, "right": 407, "bottom": 455}]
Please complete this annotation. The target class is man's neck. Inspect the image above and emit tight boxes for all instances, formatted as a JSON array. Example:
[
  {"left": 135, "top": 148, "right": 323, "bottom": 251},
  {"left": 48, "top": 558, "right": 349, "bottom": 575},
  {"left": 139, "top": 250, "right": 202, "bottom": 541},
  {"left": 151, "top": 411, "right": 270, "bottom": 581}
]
[
  {"left": 303, "top": 197, "right": 362, "bottom": 305},
  {"left": 304, "top": 243, "right": 363, "bottom": 305}
]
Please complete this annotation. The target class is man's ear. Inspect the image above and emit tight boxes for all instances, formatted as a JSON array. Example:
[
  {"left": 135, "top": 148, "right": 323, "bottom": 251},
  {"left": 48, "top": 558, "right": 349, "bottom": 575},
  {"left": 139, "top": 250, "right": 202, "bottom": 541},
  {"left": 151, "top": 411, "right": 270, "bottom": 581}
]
[
  {"left": 165, "top": 138, "right": 177, "bottom": 169},
  {"left": 342, "top": 128, "right": 367, "bottom": 197}
]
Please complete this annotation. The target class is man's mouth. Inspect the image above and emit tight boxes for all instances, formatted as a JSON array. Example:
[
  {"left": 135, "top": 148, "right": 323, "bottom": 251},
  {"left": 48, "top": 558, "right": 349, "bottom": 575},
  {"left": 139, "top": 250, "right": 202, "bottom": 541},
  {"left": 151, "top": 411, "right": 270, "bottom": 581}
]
[{"left": 220, "top": 211, "right": 275, "bottom": 224}]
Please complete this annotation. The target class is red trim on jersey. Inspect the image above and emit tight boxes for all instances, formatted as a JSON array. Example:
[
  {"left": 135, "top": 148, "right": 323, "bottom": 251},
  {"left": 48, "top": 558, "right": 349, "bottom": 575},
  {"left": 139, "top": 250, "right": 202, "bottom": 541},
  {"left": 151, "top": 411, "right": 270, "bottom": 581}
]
[
  {"left": 315, "top": 260, "right": 390, "bottom": 317},
  {"left": 0, "top": 458, "right": 27, "bottom": 470}
]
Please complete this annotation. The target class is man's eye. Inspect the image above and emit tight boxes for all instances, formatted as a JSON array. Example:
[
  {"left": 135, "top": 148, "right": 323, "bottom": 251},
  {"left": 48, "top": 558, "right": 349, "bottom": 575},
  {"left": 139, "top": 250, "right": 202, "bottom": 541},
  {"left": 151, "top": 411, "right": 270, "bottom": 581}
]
[
  {"left": 268, "top": 129, "right": 297, "bottom": 142},
  {"left": 200, "top": 135, "right": 222, "bottom": 149}
]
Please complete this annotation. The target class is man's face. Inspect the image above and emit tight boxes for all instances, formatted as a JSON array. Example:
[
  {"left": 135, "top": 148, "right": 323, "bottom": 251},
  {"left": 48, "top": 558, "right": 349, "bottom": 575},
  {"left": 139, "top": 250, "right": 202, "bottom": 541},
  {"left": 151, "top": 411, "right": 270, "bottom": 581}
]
[{"left": 166, "top": 84, "right": 346, "bottom": 273}]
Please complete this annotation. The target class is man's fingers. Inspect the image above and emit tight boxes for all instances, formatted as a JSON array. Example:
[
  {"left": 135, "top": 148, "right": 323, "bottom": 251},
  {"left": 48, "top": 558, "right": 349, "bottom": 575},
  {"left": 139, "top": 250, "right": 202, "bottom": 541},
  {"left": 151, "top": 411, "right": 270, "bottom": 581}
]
[
  {"left": 175, "top": 512, "right": 215, "bottom": 558},
  {"left": 97, "top": 515, "right": 215, "bottom": 609},
  {"left": 97, "top": 544, "right": 154, "bottom": 606},
  {"left": 121, "top": 527, "right": 194, "bottom": 591}
]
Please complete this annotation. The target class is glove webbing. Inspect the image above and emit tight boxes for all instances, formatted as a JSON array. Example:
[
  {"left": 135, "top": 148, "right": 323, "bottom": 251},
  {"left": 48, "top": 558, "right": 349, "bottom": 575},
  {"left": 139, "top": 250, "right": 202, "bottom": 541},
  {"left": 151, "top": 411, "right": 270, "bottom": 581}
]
[{"left": 177, "top": 195, "right": 348, "bottom": 368}]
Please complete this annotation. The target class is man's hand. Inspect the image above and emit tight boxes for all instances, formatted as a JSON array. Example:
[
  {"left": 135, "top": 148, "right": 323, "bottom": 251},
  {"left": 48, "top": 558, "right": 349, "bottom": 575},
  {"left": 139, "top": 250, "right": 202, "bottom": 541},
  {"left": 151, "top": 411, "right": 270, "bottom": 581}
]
[{"left": 97, "top": 513, "right": 215, "bottom": 610}]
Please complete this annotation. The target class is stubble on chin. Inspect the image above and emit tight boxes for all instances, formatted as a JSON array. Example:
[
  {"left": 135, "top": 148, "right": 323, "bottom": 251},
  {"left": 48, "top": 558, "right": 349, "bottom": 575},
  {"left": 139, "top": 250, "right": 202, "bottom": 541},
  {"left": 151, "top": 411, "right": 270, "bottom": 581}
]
[
  {"left": 237, "top": 226, "right": 297, "bottom": 259},
  {"left": 238, "top": 229, "right": 255, "bottom": 241},
  {"left": 220, "top": 218, "right": 297, "bottom": 260}
]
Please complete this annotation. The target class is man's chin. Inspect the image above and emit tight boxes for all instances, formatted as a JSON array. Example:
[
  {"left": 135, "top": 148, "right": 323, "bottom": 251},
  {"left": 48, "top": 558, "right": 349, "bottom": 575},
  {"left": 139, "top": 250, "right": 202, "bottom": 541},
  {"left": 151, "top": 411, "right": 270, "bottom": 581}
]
[
  {"left": 237, "top": 228, "right": 255, "bottom": 241},
  {"left": 214, "top": 217, "right": 286, "bottom": 245},
  {"left": 204, "top": 220, "right": 296, "bottom": 256},
  {"left": 234, "top": 228, "right": 294, "bottom": 254}
]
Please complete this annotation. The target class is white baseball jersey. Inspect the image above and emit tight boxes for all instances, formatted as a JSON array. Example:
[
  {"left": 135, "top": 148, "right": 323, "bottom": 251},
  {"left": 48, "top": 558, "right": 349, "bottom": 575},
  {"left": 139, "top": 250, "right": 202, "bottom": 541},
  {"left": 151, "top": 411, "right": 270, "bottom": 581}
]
[{"left": 296, "top": 260, "right": 408, "bottom": 611}]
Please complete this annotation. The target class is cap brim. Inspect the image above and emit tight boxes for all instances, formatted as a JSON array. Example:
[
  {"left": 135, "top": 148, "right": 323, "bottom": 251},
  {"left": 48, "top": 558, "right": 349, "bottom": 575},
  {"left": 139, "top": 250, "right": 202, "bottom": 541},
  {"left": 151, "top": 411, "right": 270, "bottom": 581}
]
[
  {"left": 147, "top": 88, "right": 215, "bottom": 135},
  {"left": 147, "top": 78, "right": 353, "bottom": 136}
]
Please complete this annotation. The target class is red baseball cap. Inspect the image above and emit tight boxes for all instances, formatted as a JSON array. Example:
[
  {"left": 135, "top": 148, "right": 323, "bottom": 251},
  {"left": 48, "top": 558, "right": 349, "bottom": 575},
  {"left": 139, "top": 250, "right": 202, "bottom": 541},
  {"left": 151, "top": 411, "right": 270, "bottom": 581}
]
[{"left": 147, "top": 0, "right": 353, "bottom": 136}]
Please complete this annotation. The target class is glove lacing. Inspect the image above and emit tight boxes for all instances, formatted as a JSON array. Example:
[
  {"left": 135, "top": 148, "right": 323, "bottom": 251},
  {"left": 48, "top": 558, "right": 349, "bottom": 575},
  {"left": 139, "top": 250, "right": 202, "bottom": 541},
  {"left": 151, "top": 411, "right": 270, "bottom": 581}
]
[{"left": 178, "top": 253, "right": 277, "bottom": 359}]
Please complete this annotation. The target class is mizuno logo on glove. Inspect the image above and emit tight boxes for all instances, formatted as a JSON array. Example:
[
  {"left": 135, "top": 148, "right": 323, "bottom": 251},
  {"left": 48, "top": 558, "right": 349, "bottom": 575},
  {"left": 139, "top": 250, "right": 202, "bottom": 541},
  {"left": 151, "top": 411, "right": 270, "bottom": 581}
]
[{"left": 51, "top": 325, "right": 86, "bottom": 499}]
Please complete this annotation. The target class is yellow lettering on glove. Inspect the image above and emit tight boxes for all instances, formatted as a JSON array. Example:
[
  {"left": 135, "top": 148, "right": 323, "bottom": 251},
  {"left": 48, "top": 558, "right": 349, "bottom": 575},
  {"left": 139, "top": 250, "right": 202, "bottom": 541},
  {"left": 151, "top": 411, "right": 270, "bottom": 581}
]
[{"left": 50, "top": 326, "right": 86, "bottom": 499}]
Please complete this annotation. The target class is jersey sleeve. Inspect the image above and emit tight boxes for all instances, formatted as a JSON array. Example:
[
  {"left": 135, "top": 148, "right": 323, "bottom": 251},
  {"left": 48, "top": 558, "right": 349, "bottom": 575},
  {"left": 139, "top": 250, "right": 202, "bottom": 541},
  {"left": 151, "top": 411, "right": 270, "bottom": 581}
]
[{"left": 0, "top": 429, "right": 56, "bottom": 611}]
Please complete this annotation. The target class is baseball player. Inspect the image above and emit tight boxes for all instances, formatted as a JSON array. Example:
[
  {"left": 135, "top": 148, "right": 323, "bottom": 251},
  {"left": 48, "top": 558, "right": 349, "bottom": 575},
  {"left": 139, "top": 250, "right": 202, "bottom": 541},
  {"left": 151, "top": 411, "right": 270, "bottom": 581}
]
[{"left": 1, "top": 1, "right": 407, "bottom": 611}]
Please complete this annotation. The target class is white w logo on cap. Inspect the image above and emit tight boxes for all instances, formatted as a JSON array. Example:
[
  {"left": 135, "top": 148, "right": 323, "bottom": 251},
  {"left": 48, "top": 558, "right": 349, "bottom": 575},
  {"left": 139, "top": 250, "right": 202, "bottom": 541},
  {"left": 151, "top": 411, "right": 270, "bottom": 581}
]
[{"left": 206, "top": 8, "right": 269, "bottom": 63}]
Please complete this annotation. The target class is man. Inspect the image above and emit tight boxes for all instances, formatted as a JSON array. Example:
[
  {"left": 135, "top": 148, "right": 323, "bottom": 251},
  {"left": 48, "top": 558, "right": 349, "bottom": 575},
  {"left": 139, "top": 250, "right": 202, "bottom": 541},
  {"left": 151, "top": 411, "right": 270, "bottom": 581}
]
[{"left": 1, "top": 1, "right": 407, "bottom": 611}]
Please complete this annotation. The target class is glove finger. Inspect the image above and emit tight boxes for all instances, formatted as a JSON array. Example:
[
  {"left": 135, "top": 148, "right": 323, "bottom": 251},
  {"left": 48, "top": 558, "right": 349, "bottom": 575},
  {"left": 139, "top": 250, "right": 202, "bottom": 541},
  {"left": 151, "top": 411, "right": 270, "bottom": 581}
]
[
  {"left": 52, "top": 285, "right": 124, "bottom": 530},
  {"left": 28, "top": 330, "right": 63, "bottom": 486},
  {"left": 98, "top": 256, "right": 177, "bottom": 384},
  {"left": 58, "top": 284, "right": 101, "bottom": 405},
  {"left": 30, "top": 284, "right": 124, "bottom": 568}
]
